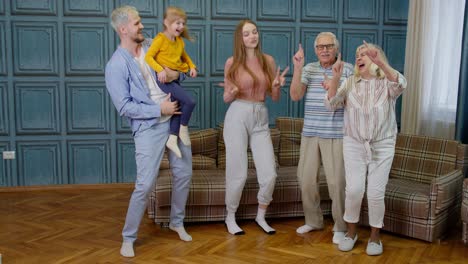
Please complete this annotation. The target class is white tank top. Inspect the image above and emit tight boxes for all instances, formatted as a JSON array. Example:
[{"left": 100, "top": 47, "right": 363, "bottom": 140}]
[{"left": 134, "top": 47, "right": 171, "bottom": 123}]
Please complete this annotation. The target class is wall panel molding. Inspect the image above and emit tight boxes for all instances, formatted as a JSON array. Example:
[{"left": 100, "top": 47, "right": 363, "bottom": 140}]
[
  {"left": 0, "top": 82, "right": 8, "bottom": 135},
  {"left": 0, "top": 22, "right": 6, "bottom": 76},
  {"left": 384, "top": 0, "right": 409, "bottom": 25},
  {"left": 165, "top": 0, "right": 205, "bottom": 19},
  {"left": 0, "top": 143, "right": 9, "bottom": 186},
  {"left": 117, "top": 139, "right": 136, "bottom": 183},
  {"left": 257, "top": 0, "right": 295, "bottom": 21},
  {"left": 14, "top": 82, "right": 60, "bottom": 134},
  {"left": 12, "top": 22, "right": 58, "bottom": 76},
  {"left": 64, "top": 0, "right": 108, "bottom": 17},
  {"left": 211, "top": 0, "right": 250, "bottom": 19},
  {"left": 211, "top": 25, "right": 235, "bottom": 76},
  {"left": 301, "top": 0, "right": 338, "bottom": 22},
  {"left": 344, "top": 0, "right": 378, "bottom": 24},
  {"left": 17, "top": 141, "right": 62, "bottom": 186},
  {"left": 66, "top": 82, "right": 110, "bottom": 133},
  {"left": 115, "top": 0, "right": 157, "bottom": 17},
  {"left": 68, "top": 140, "right": 110, "bottom": 184},
  {"left": 65, "top": 23, "right": 109, "bottom": 75},
  {"left": 12, "top": 0, "right": 57, "bottom": 15}
]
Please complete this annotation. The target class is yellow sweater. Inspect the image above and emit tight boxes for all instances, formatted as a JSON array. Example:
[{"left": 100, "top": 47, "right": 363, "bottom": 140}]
[{"left": 145, "top": 32, "right": 196, "bottom": 73}]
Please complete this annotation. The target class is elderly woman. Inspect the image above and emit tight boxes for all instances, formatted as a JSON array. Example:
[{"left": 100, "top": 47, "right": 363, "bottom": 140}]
[{"left": 323, "top": 41, "right": 407, "bottom": 256}]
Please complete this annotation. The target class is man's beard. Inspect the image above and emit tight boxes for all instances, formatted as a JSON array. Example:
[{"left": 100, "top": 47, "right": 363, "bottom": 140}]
[{"left": 133, "top": 33, "right": 145, "bottom": 43}]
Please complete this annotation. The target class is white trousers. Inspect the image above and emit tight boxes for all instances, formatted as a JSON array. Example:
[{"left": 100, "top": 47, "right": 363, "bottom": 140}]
[
  {"left": 342, "top": 136, "right": 395, "bottom": 228},
  {"left": 224, "top": 100, "right": 277, "bottom": 213}
]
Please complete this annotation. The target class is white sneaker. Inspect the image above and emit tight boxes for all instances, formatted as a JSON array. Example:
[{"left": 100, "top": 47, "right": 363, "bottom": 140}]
[
  {"left": 366, "top": 240, "right": 383, "bottom": 256},
  {"left": 338, "top": 233, "right": 358, "bottom": 252},
  {"left": 120, "top": 241, "right": 135, "bottom": 257},
  {"left": 332, "top": 231, "right": 345, "bottom": 244}
]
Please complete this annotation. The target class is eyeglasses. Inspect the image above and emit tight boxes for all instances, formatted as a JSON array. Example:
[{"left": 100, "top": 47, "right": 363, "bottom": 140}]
[{"left": 315, "top": 44, "right": 335, "bottom": 50}]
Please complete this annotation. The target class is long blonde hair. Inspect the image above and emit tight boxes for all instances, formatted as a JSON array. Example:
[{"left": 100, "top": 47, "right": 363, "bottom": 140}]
[
  {"left": 226, "top": 20, "right": 274, "bottom": 93},
  {"left": 163, "top": 6, "right": 194, "bottom": 41},
  {"left": 354, "top": 43, "right": 388, "bottom": 79}
]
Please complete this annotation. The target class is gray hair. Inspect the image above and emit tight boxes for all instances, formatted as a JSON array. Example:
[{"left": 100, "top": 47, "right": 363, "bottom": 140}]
[
  {"left": 314, "top": 32, "right": 340, "bottom": 51},
  {"left": 110, "top": 5, "right": 139, "bottom": 32}
]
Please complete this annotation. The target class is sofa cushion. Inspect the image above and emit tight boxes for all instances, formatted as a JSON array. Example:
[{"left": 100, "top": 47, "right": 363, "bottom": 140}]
[
  {"left": 275, "top": 117, "right": 303, "bottom": 166},
  {"left": 369, "top": 178, "right": 431, "bottom": 219},
  {"left": 217, "top": 124, "right": 280, "bottom": 169},
  {"left": 160, "top": 128, "right": 218, "bottom": 170},
  {"left": 390, "top": 134, "right": 459, "bottom": 184}
]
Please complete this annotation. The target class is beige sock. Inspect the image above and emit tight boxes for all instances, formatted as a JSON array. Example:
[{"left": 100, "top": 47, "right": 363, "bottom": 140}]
[
  {"left": 179, "top": 125, "right": 191, "bottom": 146},
  {"left": 166, "top": 135, "right": 182, "bottom": 158}
]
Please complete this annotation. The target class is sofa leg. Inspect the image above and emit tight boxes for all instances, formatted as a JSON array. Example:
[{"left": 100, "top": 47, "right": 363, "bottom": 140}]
[{"left": 159, "top": 222, "right": 169, "bottom": 228}]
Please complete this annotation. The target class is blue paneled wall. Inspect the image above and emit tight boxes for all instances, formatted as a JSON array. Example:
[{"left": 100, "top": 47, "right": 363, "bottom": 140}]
[{"left": 0, "top": 0, "right": 408, "bottom": 186}]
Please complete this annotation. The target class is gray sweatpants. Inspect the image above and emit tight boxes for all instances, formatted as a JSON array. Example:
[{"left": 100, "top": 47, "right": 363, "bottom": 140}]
[{"left": 224, "top": 100, "right": 277, "bottom": 214}]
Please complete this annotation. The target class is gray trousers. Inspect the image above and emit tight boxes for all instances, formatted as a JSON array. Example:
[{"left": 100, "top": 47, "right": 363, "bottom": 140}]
[
  {"left": 122, "top": 121, "right": 192, "bottom": 243},
  {"left": 224, "top": 100, "right": 277, "bottom": 214}
]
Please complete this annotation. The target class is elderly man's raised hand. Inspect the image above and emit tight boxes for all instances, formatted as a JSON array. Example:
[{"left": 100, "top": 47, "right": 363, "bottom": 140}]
[
  {"left": 160, "top": 93, "right": 181, "bottom": 115},
  {"left": 293, "top": 43, "right": 305, "bottom": 68}
]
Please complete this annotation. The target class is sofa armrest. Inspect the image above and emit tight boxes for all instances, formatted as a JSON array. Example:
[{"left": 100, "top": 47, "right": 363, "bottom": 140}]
[{"left": 430, "top": 169, "right": 464, "bottom": 215}]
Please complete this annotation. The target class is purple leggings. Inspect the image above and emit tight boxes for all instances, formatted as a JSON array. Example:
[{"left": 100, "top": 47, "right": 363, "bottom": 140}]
[{"left": 157, "top": 80, "right": 196, "bottom": 135}]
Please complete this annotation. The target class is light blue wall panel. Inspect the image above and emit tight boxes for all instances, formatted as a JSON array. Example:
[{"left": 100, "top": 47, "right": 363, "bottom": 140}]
[
  {"left": 342, "top": 29, "right": 378, "bottom": 64},
  {"left": 212, "top": 0, "right": 251, "bottom": 19},
  {"left": 211, "top": 25, "right": 235, "bottom": 75},
  {"left": 116, "top": 0, "right": 158, "bottom": 17},
  {"left": 0, "top": 22, "right": 5, "bottom": 76},
  {"left": 266, "top": 85, "right": 292, "bottom": 126},
  {"left": 66, "top": 82, "right": 110, "bottom": 133},
  {"left": 12, "top": 22, "right": 58, "bottom": 76},
  {"left": 383, "top": 30, "right": 406, "bottom": 73},
  {"left": 17, "top": 141, "right": 62, "bottom": 186},
  {"left": 64, "top": 0, "right": 108, "bottom": 16},
  {"left": 117, "top": 140, "right": 136, "bottom": 183},
  {"left": 384, "top": 0, "right": 409, "bottom": 25},
  {"left": 14, "top": 82, "right": 60, "bottom": 134},
  {"left": 184, "top": 24, "right": 205, "bottom": 76},
  {"left": 260, "top": 27, "right": 294, "bottom": 70},
  {"left": 0, "top": 143, "right": 9, "bottom": 186},
  {"left": 257, "top": 0, "right": 295, "bottom": 21},
  {"left": 0, "top": 0, "right": 408, "bottom": 186},
  {"left": 210, "top": 82, "right": 228, "bottom": 127},
  {"left": 344, "top": 0, "right": 378, "bottom": 24},
  {"left": 68, "top": 141, "right": 110, "bottom": 184},
  {"left": 184, "top": 82, "right": 205, "bottom": 129},
  {"left": 65, "top": 23, "right": 109, "bottom": 75},
  {"left": 12, "top": 0, "right": 57, "bottom": 15},
  {"left": 301, "top": 0, "right": 338, "bottom": 22},
  {"left": 166, "top": 0, "right": 205, "bottom": 19},
  {"left": 0, "top": 82, "right": 8, "bottom": 135}
]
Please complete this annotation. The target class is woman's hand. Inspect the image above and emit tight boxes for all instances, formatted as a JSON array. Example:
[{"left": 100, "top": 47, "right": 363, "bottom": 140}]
[
  {"left": 273, "top": 66, "right": 290, "bottom": 88},
  {"left": 363, "top": 40, "right": 384, "bottom": 68}
]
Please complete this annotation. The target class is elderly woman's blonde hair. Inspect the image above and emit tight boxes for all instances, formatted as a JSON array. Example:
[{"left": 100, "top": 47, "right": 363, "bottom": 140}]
[
  {"left": 354, "top": 43, "right": 388, "bottom": 79},
  {"left": 110, "top": 5, "right": 139, "bottom": 32}
]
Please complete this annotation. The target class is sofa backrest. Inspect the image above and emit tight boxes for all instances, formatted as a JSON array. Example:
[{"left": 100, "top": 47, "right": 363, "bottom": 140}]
[
  {"left": 217, "top": 123, "right": 281, "bottom": 169},
  {"left": 390, "top": 133, "right": 461, "bottom": 184},
  {"left": 275, "top": 117, "right": 303, "bottom": 166}
]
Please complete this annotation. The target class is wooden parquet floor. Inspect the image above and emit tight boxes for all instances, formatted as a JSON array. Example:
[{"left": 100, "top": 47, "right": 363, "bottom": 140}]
[{"left": 0, "top": 185, "right": 467, "bottom": 264}]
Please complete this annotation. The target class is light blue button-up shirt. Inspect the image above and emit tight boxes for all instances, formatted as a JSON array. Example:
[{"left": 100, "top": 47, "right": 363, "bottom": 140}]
[{"left": 105, "top": 39, "right": 165, "bottom": 135}]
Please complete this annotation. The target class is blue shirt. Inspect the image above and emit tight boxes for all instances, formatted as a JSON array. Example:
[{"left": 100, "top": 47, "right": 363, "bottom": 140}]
[
  {"left": 105, "top": 39, "right": 164, "bottom": 136},
  {"left": 301, "top": 61, "right": 354, "bottom": 138}
]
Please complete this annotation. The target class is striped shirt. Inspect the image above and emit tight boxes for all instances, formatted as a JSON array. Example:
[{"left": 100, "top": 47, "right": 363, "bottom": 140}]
[
  {"left": 301, "top": 61, "right": 354, "bottom": 138},
  {"left": 325, "top": 74, "right": 407, "bottom": 143}
]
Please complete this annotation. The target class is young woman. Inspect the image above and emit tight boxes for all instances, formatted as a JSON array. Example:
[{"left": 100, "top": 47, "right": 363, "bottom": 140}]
[
  {"left": 221, "top": 20, "right": 288, "bottom": 235},
  {"left": 323, "top": 41, "right": 407, "bottom": 256}
]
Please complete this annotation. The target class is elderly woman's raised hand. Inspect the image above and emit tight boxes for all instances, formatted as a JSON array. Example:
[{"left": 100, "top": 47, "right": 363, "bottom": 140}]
[{"left": 363, "top": 40, "right": 384, "bottom": 68}]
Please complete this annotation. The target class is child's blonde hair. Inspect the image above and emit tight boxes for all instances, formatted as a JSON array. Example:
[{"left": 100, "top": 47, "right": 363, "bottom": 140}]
[
  {"left": 164, "top": 6, "right": 194, "bottom": 41},
  {"left": 354, "top": 43, "right": 388, "bottom": 79}
]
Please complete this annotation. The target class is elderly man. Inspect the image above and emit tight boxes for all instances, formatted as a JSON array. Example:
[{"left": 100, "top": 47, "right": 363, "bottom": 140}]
[
  {"left": 289, "top": 32, "right": 353, "bottom": 244},
  {"left": 105, "top": 6, "right": 193, "bottom": 258}
]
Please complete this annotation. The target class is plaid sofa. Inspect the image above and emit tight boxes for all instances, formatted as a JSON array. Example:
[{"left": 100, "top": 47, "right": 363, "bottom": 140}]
[
  {"left": 463, "top": 178, "right": 468, "bottom": 244},
  {"left": 359, "top": 134, "right": 467, "bottom": 242},
  {"left": 147, "top": 117, "right": 332, "bottom": 224}
]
